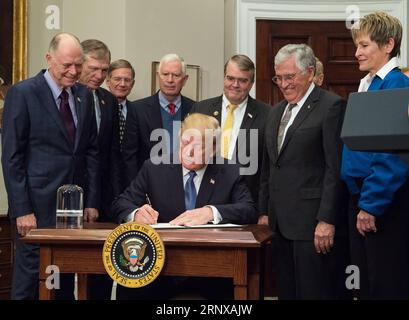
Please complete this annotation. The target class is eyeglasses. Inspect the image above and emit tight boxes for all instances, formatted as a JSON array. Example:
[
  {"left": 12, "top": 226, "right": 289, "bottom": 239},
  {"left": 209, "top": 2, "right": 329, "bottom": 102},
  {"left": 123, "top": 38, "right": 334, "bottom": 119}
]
[
  {"left": 272, "top": 72, "right": 302, "bottom": 85},
  {"left": 110, "top": 77, "right": 133, "bottom": 84},
  {"left": 225, "top": 75, "right": 251, "bottom": 85},
  {"left": 159, "top": 72, "right": 184, "bottom": 80}
]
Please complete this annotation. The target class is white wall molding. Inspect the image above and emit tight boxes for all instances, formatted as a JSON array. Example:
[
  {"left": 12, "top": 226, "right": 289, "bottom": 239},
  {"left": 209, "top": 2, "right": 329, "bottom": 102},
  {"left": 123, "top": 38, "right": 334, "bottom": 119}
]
[{"left": 237, "top": 0, "right": 408, "bottom": 96}]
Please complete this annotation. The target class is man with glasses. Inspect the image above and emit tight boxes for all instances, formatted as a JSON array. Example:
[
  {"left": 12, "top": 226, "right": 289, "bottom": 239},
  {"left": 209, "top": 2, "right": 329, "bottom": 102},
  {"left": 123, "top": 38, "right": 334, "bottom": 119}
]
[
  {"left": 191, "top": 54, "right": 271, "bottom": 206},
  {"left": 258, "top": 44, "right": 349, "bottom": 299},
  {"left": 122, "top": 53, "right": 194, "bottom": 188},
  {"left": 106, "top": 59, "right": 135, "bottom": 147}
]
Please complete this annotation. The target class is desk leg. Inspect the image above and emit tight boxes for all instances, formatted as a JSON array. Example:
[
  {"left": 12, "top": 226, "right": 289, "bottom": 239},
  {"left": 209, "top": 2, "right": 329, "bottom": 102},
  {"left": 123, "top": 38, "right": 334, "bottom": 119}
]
[
  {"left": 77, "top": 274, "right": 88, "bottom": 300},
  {"left": 248, "top": 249, "right": 262, "bottom": 300},
  {"left": 39, "top": 246, "right": 54, "bottom": 300},
  {"left": 233, "top": 250, "right": 247, "bottom": 300}
]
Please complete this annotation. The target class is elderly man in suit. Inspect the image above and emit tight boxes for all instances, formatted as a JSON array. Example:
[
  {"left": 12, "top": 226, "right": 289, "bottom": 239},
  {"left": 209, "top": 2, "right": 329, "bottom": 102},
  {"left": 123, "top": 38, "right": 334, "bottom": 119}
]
[
  {"left": 106, "top": 59, "right": 135, "bottom": 146},
  {"left": 258, "top": 44, "right": 349, "bottom": 299},
  {"left": 79, "top": 39, "right": 123, "bottom": 300},
  {"left": 190, "top": 54, "right": 271, "bottom": 206},
  {"left": 122, "top": 53, "right": 194, "bottom": 188},
  {"left": 112, "top": 113, "right": 257, "bottom": 299},
  {"left": 79, "top": 39, "right": 121, "bottom": 222},
  {"left": 1, "top": 33, "right": 99, "bottom": 300}
]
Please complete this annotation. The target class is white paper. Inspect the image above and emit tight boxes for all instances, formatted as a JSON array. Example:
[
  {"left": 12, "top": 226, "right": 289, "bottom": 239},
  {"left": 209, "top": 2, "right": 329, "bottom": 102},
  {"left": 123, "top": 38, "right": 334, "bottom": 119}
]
[{"left": 151, "top": 223, "right": 241, "bottom": 229}]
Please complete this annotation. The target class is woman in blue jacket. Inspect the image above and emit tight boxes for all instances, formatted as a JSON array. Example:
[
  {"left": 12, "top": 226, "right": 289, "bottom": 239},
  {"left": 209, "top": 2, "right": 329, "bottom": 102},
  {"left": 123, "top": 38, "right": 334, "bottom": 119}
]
[{"left": 341, "top": 11, "right": 409, "bottom": 299}]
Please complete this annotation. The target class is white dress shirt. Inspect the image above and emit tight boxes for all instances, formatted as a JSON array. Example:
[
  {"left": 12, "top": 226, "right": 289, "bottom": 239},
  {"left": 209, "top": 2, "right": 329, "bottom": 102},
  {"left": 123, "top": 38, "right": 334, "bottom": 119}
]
[
  {"left": 279, "top": 82, "right": 315, "bottom": 149},
  {"left": 221, "top": 95, "right": 248, "bottom": 159},
  {"left": 357, "top": 57, "right": 399, "bottom": 93},
  {"left": 125, "top": 165, "right": 222, "bottom": 224}
]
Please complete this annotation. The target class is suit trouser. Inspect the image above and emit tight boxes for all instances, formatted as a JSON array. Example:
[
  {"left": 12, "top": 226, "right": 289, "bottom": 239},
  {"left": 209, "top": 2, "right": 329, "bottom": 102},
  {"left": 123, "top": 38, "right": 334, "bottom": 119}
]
[
  {"left": 11, "top": 237, "right": 75, "bottom": 300},
  {"left": 348, "top": 185, "right": 409, "bottom": 300},
  {"left": 273, "top": 229, "right": 350, "bottom": 300}
]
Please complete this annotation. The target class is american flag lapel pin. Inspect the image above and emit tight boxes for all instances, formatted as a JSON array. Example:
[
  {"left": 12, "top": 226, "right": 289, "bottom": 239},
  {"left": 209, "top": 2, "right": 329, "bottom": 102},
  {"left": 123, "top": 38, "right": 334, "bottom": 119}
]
[
  {"left": 210, "top": 179, "right": 215, "bottom": 184},
  {"left": 101, "top": 99, "right": 106, "bottom": 105},
  {"left": 213, "top": 111, "right": 219, "bottom": 117},
  {"left": 77, "top": 97, "right": 81, "bottom": 103}
]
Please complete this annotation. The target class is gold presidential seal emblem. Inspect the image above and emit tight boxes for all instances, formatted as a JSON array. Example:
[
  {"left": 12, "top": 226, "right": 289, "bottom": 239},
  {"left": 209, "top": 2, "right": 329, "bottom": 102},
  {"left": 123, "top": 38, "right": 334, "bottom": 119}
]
[{"left": 103, "top": 223, "right": 165, "bottom": 288}]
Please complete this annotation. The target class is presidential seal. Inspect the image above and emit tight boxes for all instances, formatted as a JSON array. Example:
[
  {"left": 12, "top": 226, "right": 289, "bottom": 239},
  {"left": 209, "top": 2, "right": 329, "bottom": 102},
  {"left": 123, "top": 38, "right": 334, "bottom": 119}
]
[{"left": 103, "top": 223, "right": 165, "bottom": 288}]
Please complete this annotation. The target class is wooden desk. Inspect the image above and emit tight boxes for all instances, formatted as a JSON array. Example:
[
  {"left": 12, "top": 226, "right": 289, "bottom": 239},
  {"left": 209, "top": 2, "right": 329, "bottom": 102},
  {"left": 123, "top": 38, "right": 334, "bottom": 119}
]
[{"left": 23, "top": 224, "right": 273, "bottom": 300}]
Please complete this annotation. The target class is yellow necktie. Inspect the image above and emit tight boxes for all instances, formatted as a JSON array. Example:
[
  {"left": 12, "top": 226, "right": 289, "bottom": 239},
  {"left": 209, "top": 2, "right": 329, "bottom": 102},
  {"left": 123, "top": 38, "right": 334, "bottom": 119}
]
[{"left": 221, "top": 104, "right": 238, "bottom": 158}]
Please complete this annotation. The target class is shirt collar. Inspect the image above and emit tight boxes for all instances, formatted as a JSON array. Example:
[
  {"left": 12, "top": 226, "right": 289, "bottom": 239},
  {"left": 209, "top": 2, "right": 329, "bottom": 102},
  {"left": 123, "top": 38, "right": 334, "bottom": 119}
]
[
  {"left": 158, "top": 90, "right": 182, "bottom": 108},
  {"left": 375, "top": 57, "right": 399, "bottom": 80},
  {"left": 43, "top": 69, "right": 72, "bottom": 100},
  {"left": 289, "top": 82, "right": 315, "bottom": 108},
  {"left": 182, "top": 165, "right": 207, "bottom": 179},
  {"left": 222, "top": 94, "right": 248, "bottom": 110}
]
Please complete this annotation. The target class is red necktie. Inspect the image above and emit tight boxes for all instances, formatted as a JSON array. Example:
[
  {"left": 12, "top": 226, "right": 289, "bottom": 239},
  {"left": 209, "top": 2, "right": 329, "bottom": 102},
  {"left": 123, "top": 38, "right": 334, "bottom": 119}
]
[
  {"left": 168, "top": 103, "right": 176, "bottom": 115},
  {"left": 59, "top": 90, "right": 76, "bottom": 143}
]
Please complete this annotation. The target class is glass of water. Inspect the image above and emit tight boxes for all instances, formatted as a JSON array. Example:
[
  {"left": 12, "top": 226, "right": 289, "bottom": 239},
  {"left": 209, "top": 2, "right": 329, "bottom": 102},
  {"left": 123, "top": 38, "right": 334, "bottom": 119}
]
[{"left": 56, "top": 184, "right": 84, "bottom": 229}]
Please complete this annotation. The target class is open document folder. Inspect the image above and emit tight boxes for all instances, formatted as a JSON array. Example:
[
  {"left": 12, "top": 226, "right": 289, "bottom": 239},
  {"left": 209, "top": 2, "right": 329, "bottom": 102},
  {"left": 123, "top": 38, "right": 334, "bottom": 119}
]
[{"left": 151, "top": 223, "right": 241, "bottom": 229}]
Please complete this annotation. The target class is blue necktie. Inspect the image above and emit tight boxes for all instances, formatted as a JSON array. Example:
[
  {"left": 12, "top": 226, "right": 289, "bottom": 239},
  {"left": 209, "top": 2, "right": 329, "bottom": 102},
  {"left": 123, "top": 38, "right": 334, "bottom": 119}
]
[{"left": 184, "top": 171, "right": 197, "bottom": 210}]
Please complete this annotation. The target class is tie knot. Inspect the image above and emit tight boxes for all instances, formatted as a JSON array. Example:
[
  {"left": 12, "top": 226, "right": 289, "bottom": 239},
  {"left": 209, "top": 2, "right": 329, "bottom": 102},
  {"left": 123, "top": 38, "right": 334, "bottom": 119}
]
[
  {"left": 188, "top": 171, "right": 197, "bottom": 179},
  {"left": 288, "top": 103, "right": 297, "bottom": 110},
  {"left": 228, "top": 104, "right": 238, "bottom": 112},
  {"left": 118, "top": 103, "right": 123, "bottom": 111},
  {"left": 60, "top": 90, "right": 68, "bottom": 100},
  {"left": 168, "top": 103, "right": 176, "bottom": 115}
]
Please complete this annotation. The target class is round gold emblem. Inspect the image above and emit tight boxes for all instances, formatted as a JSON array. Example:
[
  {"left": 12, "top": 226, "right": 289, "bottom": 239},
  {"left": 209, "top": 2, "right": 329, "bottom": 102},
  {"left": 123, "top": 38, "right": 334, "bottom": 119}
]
[{"left": 103, "top": 223, "right": 165, "bottom": 288}]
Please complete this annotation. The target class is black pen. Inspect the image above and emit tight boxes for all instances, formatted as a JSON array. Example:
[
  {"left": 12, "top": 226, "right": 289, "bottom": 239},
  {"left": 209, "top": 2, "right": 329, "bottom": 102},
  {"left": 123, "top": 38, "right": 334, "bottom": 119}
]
[{"left": 145, "top": 193, "right": 152, "bottom": 206}]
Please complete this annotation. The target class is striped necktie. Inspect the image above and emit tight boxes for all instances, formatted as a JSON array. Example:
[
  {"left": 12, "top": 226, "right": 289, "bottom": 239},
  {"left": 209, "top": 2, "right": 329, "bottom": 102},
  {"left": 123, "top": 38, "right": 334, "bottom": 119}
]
[{"left": 277, "top": 103, "right": 297, "bottom": 152}]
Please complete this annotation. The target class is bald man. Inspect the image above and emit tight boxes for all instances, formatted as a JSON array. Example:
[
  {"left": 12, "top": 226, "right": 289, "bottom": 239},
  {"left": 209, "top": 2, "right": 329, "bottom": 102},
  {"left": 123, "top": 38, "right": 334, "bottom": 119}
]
[{"left": 2, "top": 32, "right": 99, "bottom": 299}]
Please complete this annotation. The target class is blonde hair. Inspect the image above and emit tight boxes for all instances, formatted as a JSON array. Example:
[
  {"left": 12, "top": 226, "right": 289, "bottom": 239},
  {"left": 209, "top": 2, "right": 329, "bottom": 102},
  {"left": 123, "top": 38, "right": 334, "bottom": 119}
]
[
  {"left": 351, "top": 11, "right": 402, "bottom": 58},
  {"left": 181, "top": 113, "right": 220, "bottom": 138}
]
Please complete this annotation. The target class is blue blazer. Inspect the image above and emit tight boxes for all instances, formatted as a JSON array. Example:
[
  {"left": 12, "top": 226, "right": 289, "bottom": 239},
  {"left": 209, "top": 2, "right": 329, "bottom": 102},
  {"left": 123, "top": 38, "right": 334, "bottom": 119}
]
[
  {"left": 1, "top": 71, "right": 99, "bottom": 227},
  {"left": 112, "top": 158, "right": 257, "bottom": 224},
  {"left": 341, "top": 68, "right": 409, "bottom": 216}
]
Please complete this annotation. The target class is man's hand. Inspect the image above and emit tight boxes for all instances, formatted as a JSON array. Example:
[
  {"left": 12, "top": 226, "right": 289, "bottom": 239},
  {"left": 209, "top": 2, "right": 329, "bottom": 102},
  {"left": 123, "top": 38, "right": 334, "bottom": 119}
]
[
  {"left": 84, "top": 208, "right": 99, "bottom": 222},
  {"left": 170, "top": 207, "right": 213, "bottom": 226},
  {"left": 356, "top": 209, "right": 377, "bottom": 236},
  {"left": 314, "top": 221, "right": 335, "bottom": 254},
  {"left": 134, "top": 204, "right": 159, "bottom": 224},
  {"left": 258, "top": 214, "right": 269, "bottom": 225},
  {"left": 16, "top": 213, "right": 37, "bottom": 236}
]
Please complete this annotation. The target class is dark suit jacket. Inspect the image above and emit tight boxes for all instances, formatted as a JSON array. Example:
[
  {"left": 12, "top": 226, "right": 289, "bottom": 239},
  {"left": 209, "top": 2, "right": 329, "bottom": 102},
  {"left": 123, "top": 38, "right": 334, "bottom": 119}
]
[
  {"left": 190, "top": 95, "right": 271, "bottom": 205},
  {"left": 112, "top": 158, "right": 257, "bottom": 224},
  {"left": 1, "top": 71, "right": 99, "bottom": 228},
  {"left": 122, "top": 92, "right": 194, "bottom": 187},
  {"left": 94, "top": 87, "right": 122, "bottom": 220},
  {"left": 259, "top": 86, "right": 346, "bottom": 240}
]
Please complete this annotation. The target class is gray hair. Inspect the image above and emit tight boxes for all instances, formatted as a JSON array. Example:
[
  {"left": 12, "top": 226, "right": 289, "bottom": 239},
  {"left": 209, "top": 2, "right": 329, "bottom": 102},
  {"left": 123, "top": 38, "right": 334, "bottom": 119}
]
[
  {"left": 274, "top": 44, "right": 316, "bottom": 73},
  {"left": 108, "top": 59, "right": 135, "bottom": 79},
  {"left": 158, "top": 53, "right": 186, "bottom": 74},
  {"left": 224, "top": 54, "right": 255, "bottom": 82},
  {"left": 81, "top": 39, "right": 111, "bottom": 62}
]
